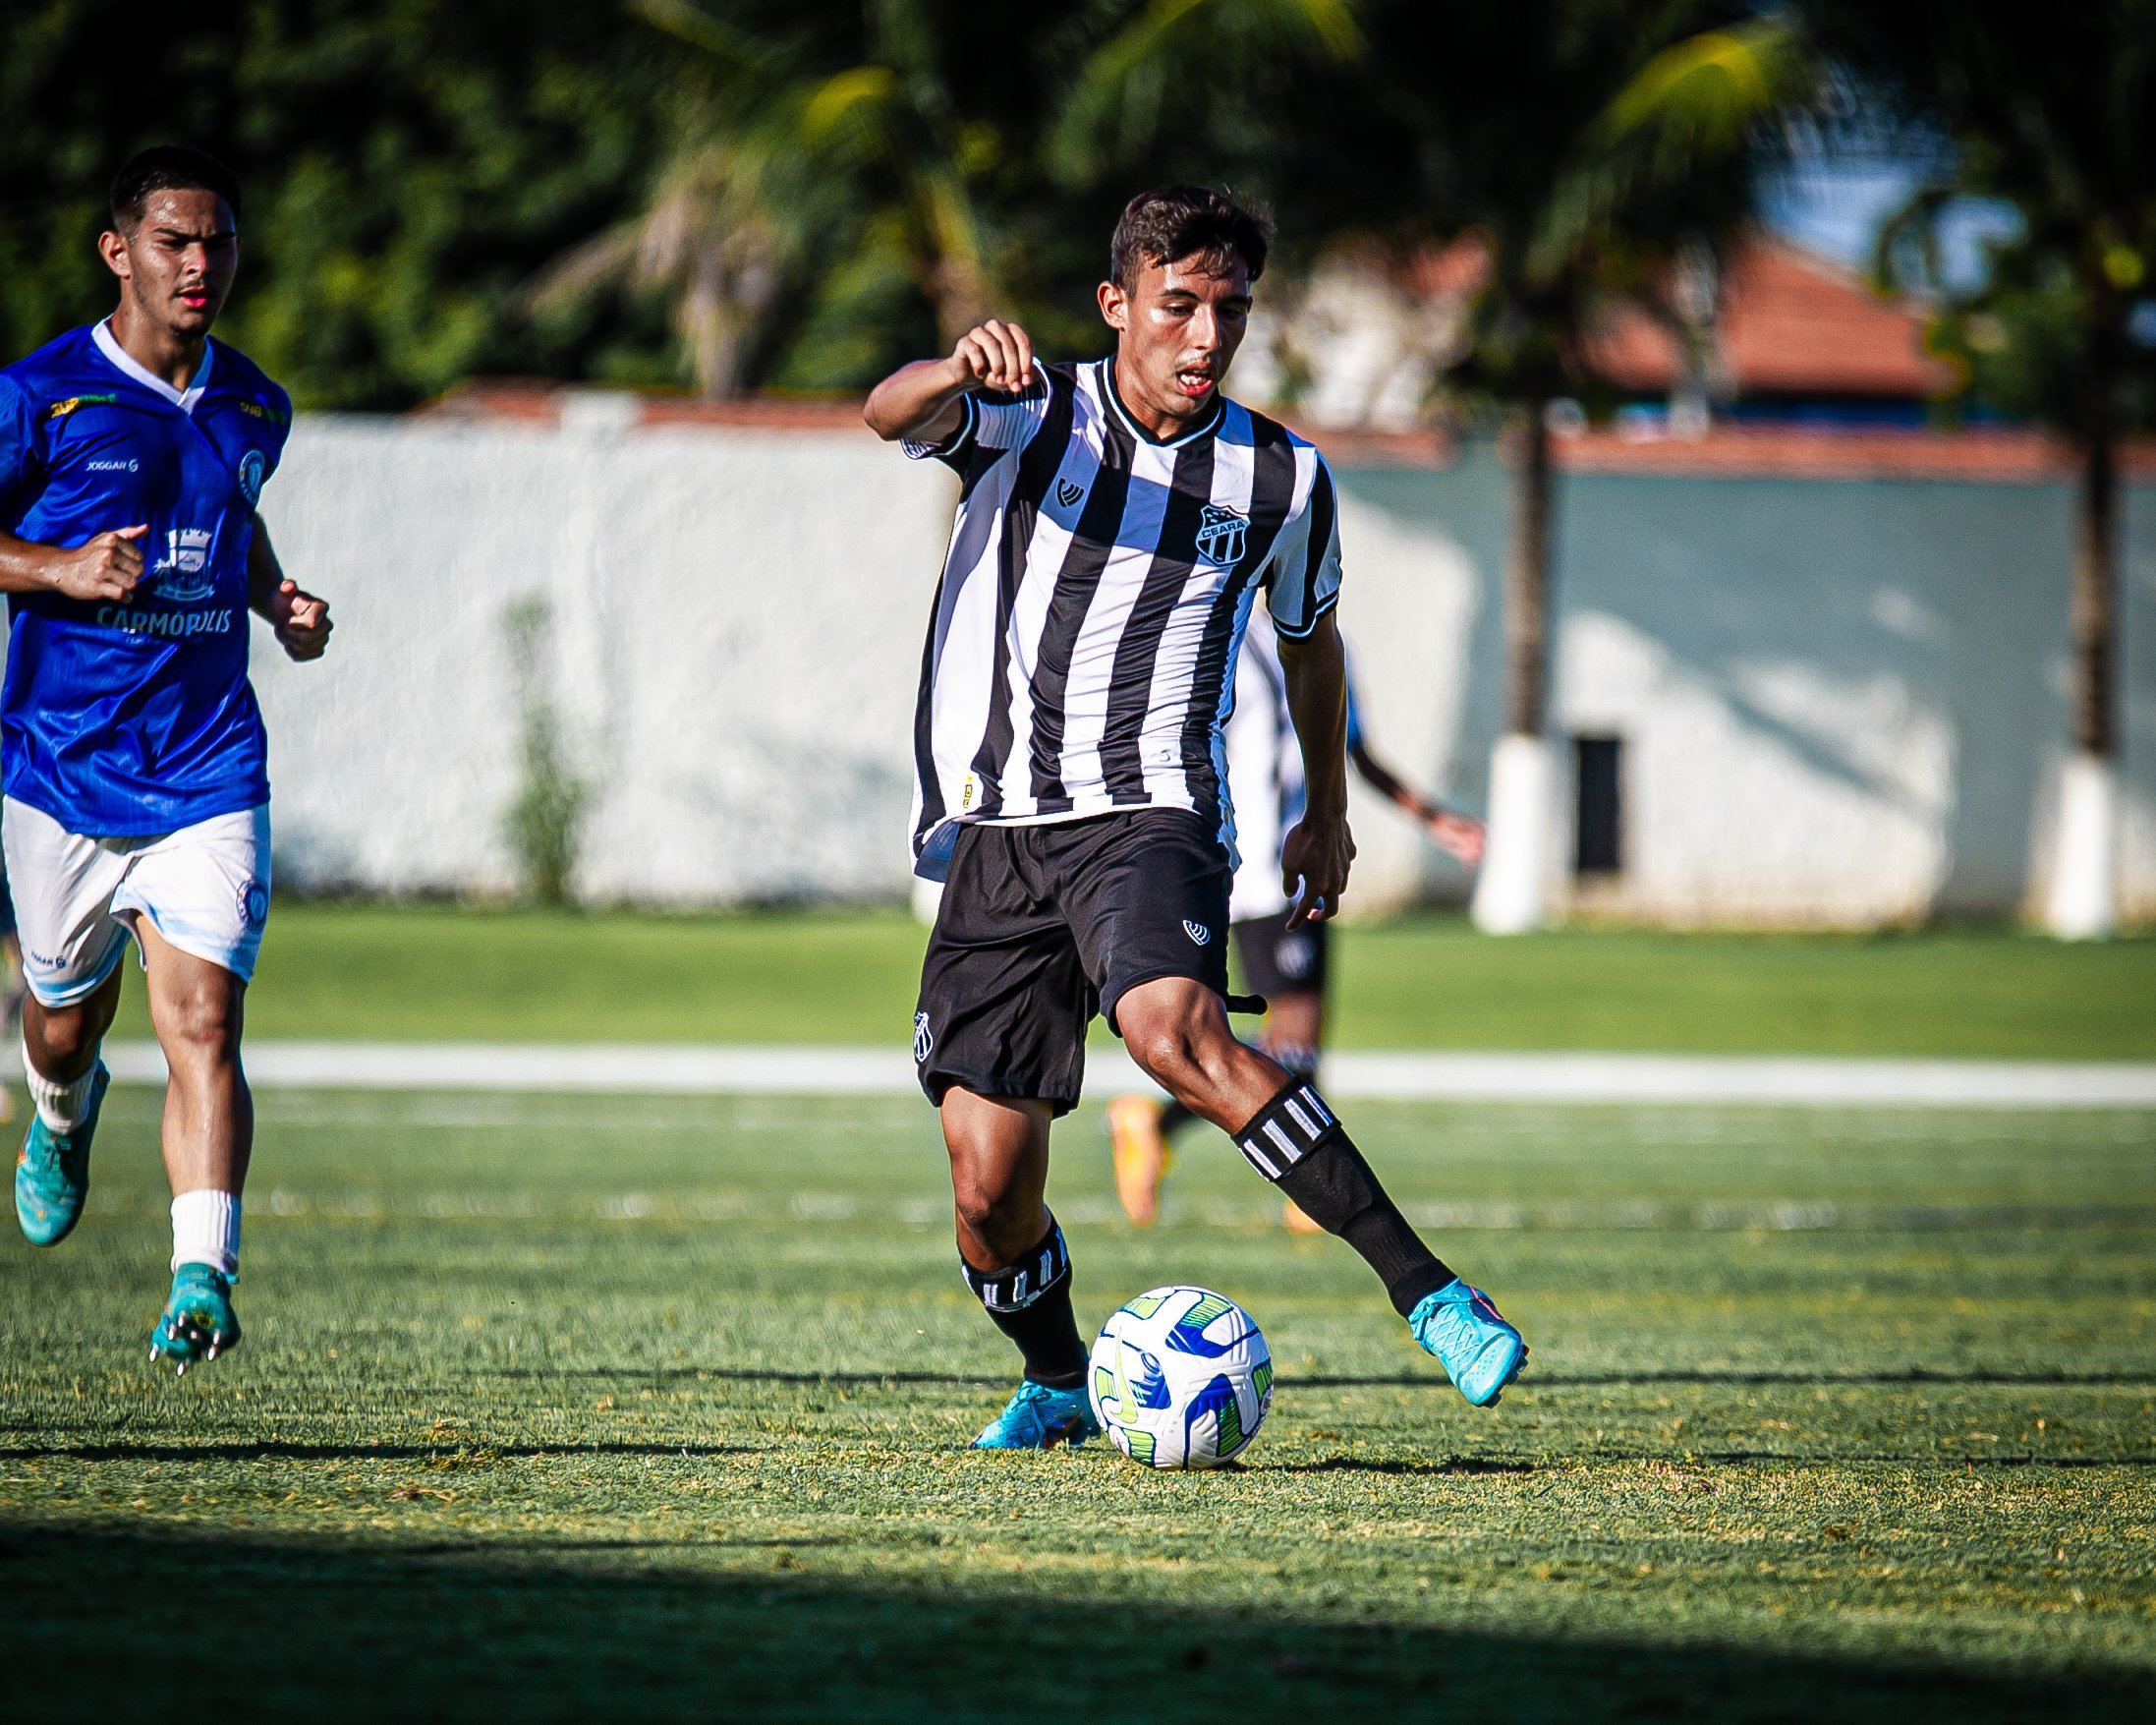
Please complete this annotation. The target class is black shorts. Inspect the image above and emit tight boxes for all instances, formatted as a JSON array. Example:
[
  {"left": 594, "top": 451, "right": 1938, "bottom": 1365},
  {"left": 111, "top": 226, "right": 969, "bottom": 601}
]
[
  {"left": 1231, "top": 913, "right": 1331, "bottom": 1001},
  {"left": 915, "top": 809, "right": 1231, "bottom": 1116}
]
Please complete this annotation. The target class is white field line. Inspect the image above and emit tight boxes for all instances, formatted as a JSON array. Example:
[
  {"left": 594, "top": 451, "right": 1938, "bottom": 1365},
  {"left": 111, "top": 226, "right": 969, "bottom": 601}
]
[{"left": 94, "top": 1041, "right": 2156, "bottom": 1108}]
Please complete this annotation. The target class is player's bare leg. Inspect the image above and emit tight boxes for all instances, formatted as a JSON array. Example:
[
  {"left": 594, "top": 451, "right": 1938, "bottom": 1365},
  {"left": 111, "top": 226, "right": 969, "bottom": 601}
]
[
  {"left": 14, "top": 963, "right": 123, "bottom": 1246},
  {"left": 941, "top": 1089, "right": 1100, "bottom": 1448},
  {"left": 138, "top": 918, "right": 250, "bottom": 1372},
  {"left": 1116, "top": 975, "right": 1527, "bottom": 1407}
]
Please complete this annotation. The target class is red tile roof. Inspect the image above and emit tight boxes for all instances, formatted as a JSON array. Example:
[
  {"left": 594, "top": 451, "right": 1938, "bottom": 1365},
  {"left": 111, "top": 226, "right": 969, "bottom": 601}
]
[{"left": 1585, "top": 238, "right": 1957, "bottom": 400}]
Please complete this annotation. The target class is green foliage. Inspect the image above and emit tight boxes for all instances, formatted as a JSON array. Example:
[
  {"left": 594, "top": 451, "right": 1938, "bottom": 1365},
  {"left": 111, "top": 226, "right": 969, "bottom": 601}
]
[
  {"left": 501, "top": 598, "right": 589, "bottom": 908},
  {"left": 0, "top": 1, "right": 675, "bottom": 409}
]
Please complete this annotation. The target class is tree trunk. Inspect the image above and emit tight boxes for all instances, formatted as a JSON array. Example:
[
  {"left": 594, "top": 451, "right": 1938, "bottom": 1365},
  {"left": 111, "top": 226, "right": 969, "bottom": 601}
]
[
  {"left": 2046, "top": 300, "right": 2122, "bottom": 938},
  {"left": 1472, "top": 401, "right": 1559, "bottom": 935},
  {"left": 1504, "top": 402, "right": 1554, "bottom": 737},
  {"left": 2070, "top": 387, "right": 2118, "bottom": 761}
]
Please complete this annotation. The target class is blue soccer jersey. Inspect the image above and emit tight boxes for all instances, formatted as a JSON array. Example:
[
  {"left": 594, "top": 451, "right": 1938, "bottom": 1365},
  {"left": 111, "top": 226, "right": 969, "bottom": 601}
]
[{"left": 0, "top": 320, "right": 291, "bottom": 834}]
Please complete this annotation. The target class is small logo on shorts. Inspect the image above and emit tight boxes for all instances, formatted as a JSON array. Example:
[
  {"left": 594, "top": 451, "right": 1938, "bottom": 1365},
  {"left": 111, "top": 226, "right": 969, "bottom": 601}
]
[
  {"left": 239, "top": 879, "right": 269, "bottom": 929},
  {"left": 1183, "top": 919, "right": 1212, "bottom": 947},
  {"left": 1277, "top": 933, "right": 1315, "bottom": 979},
  {"left": 913, "top": 1011, "right": 934, "bottom": 1064}
]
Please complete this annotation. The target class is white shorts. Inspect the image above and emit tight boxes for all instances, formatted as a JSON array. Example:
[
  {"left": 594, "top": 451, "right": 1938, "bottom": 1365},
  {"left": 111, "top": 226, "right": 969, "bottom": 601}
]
[{"left": 2, "top": 798, "right": 271, "bottom": 1006}]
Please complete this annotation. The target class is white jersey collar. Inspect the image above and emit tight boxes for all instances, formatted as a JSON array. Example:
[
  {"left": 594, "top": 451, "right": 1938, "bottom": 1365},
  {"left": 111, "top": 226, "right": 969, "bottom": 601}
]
[{"left": 92, "top": 318, "right": 214, "bottom": 413}]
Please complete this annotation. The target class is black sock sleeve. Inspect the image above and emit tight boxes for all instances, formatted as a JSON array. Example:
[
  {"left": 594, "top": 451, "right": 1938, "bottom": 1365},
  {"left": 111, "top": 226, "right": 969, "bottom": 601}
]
[
  {"left": 1234, "top": 1080, "right": 1454, "bottom": 1317},
  {"left": 959, "top": 1217, "right": 1088, "bottom": 1388}
]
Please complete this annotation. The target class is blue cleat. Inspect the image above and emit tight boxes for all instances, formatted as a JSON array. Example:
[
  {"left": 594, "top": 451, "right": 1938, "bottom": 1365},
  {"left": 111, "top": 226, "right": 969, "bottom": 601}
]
[
  {"left": 1409, "top": 1278, "right": 1527, "bottom": 1408},
  {"left": 972, "top": 1380, "right": 1103, "bottom": 1450},
  {"left": 13, "top": 1064, "right": 108, "bottom": 1247},
  {"left": 150, "top": 1263, "right": 241, "bottom": 1376}
]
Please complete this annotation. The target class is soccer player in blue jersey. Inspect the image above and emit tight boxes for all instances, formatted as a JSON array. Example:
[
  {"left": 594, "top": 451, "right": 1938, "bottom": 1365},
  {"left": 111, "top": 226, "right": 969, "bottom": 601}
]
[{"left": 0, "top": 147, "right": 332, "bottom": 1372}]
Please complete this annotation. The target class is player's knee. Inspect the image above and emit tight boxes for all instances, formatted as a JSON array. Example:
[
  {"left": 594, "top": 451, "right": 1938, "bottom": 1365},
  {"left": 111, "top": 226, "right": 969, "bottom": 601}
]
[
  {"left": 949, "top": 1173, "right": 1030, "bottom": 1256},
  {"left": 158, "top": 979, "right": 243, "bottom": 1064}
]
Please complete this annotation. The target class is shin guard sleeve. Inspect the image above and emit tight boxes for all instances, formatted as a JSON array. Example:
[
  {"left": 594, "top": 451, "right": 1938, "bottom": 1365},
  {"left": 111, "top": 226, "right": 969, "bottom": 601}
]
[
  {"left": 959, "top": 1217, "right": 1087, "bottom": 1387},
  {"left": 1235, "top": 1081, "right": 1453, "bottom": 1317}
]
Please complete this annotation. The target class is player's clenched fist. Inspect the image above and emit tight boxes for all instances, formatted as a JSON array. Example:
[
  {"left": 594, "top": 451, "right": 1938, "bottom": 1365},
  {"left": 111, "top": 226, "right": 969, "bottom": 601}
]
[
  {"left": 53, "top": 523, "right": 146, "bottom": 604},
  {"left": 266, "top": 577, "right": 333, "bottom": 661},
  {"left": 948, "top": 318, "right": 1034, "bottom": 396}
]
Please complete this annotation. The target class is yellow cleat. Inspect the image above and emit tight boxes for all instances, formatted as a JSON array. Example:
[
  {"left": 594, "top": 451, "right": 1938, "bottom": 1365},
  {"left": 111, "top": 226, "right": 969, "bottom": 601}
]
[
  {"left": 1281, "top": 1198, "right": 1325, "bottom": 1235},
  {"left": 1107, "top": 1093, "right": 1171, "bottom": 1227}
]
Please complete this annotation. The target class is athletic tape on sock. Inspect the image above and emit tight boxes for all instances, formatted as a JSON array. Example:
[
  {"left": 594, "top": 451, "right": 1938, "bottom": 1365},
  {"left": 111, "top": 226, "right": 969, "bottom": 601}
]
[
  {"left": 1232, "top": 1080, "right": 1340, "bottom": 1181},
  {"left": 960, "top": 1218, "right": 1071, "bottom": 1313}
]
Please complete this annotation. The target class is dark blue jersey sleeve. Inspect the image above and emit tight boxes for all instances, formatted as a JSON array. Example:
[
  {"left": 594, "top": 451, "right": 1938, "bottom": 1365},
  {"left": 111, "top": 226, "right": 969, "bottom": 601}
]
[{"left": 0, "top": 374, "right": 39, "bottom": 513}]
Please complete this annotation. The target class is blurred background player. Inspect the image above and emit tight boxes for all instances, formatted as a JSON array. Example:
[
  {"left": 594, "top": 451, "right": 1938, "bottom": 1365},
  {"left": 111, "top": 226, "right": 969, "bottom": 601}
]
[
  {"left": 1109, "top": 611, "right": 1484, "bottom": 1229},
  {"left": 865, "top": 186, "right": 1525, "bottom": 1450},
  {"left": 0, "top": 146, "right": 333, "bottom": 1372}
]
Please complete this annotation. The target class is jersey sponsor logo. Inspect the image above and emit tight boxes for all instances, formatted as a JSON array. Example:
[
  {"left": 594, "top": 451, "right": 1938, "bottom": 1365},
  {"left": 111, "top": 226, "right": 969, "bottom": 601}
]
[
  {"left": 238, "top": 398, "right": 288, "bottom": 426},
  {"left": 238, "top": 448, "right": 267, "bottom": 506},
  {"left": 1195, "top": 504, "right": 1249, "bottom": 567},
  {"left": 86, "top": 458, "right": 140, "bottom": 473},
  {"left": 151, "top": 528, "right": 217, "bottom": 603},
  {"left": 45, "top": 393, "right": 118, "bottom": 422},
  {"left": 1054, "top": 477, "right": 1084, "bottom": 508},
  {"left": 913, "top": 1011, "right": 935, "bottom": 1064},
  {"left": 1183, "top": 919, "right": 1213, "bottom": 947},
  {"left": 95, "top": 604, "right": 237, "bottom": 638}
]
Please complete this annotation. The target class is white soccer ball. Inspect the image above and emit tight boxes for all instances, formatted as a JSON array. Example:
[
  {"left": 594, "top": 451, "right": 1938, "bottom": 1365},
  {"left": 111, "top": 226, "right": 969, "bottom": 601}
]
[{"left": 1088, "top": 1286, "right": 1273, "bottom": 1469}]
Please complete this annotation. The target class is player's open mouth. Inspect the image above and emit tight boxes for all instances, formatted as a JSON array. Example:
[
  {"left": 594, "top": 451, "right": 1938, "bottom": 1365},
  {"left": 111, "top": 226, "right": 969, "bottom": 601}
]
[{"left": 1173, "top": 366, "right": 1215, "bottom": 398}]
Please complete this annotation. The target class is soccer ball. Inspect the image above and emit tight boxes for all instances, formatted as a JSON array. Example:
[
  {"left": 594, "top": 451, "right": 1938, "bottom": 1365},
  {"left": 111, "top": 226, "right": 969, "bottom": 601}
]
[{"left": 1088, "top": 1286, "right": 1273, "bottom": 1469}]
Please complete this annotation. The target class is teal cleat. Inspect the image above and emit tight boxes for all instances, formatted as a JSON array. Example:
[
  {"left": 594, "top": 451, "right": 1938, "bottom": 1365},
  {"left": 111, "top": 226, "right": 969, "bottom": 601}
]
[
  {"left": 972, "top": 1380, "right": 1102, "bottom": 1450},
  {"left": 13, "top": 1064, "right": 108, "bottom": 1247},
  {"left": 1410, "top": 1278, "right": 1527, "bottom": 1408},
  {"left": 150, "top": 1263, "right": 241, "bottom": 1376}
]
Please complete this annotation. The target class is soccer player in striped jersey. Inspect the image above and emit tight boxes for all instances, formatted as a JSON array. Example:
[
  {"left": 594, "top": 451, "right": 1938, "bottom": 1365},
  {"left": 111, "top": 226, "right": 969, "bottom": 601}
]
[
  {"left": 1108, "top": 609, "right": 1486, "bottom": 1231},
  {"left": 866, "top": 186, "right": 1526, "bottom": 1449}
]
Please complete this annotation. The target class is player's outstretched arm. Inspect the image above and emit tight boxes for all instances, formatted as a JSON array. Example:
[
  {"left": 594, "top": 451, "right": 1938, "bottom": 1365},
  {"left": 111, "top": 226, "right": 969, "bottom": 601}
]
[
  {"left": 1277, "top": 610, "right": 1357, "bottom": 925},
  {"left": 0, "top": 524, "right": 146, "bottom": 603},
  {"left": 864, "top": 318, "right": 1035, "bottom": 445},
  {"left": 245, "top": 514, "right": 332, "bottom": 661},
  {"left": 1350, "top": 740, "right": 1486, "bottom": 867}
]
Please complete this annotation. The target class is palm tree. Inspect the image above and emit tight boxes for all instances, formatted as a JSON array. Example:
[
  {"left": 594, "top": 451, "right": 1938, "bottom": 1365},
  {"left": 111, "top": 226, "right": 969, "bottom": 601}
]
[
  {"left": 1800, "top": 3, "right": 2155, "bottom": 937},
  {"left": 1355, "top": 0, "right": 1768, "bottom": 932},
  {"left": 530, "top": 0, "right": 1043, "bottom": 397}
]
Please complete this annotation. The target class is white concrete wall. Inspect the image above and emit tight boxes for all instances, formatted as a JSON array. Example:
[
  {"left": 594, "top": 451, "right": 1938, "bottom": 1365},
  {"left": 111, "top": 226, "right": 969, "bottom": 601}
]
[{"left": 244, "top": 413, "right": 2153, "bottom": 922}]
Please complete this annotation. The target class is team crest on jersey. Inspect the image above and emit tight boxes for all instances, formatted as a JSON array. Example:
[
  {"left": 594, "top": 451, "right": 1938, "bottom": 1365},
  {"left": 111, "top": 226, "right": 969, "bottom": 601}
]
[
  {"left": 913, "top": 1011, "right": 935, "bottom": 1064},
  {"left": 152, "top": 528, "right": 217, "bottom": 603},
  {"left": 239, "top": 449, "right": 268, "bottom": 506},
  {"left": 1183, "top": 919, "right": 1213, "bottom": 947},
  {"left": 1194, "top": 504, "right": 1248, "bottom": 567}
]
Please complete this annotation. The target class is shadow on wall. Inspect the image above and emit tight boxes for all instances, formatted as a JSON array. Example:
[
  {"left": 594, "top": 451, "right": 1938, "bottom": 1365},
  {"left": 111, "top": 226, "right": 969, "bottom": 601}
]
[
  {"left": 1339, "top": 443, "right": 2154, "bottom": 922},
  {"left": 10, "top": 1520, "right": 2145, "bottom": 1721}
]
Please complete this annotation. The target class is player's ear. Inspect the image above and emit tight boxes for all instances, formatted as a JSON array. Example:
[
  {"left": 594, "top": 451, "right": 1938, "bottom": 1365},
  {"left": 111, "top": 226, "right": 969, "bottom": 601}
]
[
  {"left": 97, "top": 227, "right": 132, "bottom": 281},
  {"left": 1098, "top": 279, "right": 1128, "bottom": 333}
]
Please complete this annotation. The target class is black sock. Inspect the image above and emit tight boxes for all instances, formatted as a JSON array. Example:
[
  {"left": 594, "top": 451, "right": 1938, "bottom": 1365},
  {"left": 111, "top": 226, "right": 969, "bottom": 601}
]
[
  {"left": 1233, "top": 1079, "right": 1454, "bottom": 1317},
  {"left": 959, "top": 1216, "right": 1087, "bottom": 1388},
  {"left": 1157, "top": 1098, "right": 1196, "bottom": 1138}
]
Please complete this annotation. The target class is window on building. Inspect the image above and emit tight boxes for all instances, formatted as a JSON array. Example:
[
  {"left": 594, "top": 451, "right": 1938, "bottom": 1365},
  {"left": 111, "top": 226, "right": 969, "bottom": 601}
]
[{"left": 1574, "top": 735, "right": 1622, "bottom": 876}]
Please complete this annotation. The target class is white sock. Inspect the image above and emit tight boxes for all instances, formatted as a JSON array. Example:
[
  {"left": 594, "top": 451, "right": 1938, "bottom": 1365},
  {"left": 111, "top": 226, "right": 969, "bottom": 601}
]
[
  {"left": 171, "top": 1189, "right": 241, "bottom": 1277},
  {"left": 26, "top": 1044, "right": 101, "bottom": 1133}
]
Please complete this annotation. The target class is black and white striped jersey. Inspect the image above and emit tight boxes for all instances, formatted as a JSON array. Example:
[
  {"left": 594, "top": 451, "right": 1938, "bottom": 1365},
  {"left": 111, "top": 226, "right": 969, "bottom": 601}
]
[{"left": 903, "top": 357, "right": 1341, "bottom": 878}]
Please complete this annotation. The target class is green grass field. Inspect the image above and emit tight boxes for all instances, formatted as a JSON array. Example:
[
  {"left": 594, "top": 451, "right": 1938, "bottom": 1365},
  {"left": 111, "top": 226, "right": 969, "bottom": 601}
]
[
  {"left": 4, "top": 1083, "right": 2152, "bottom": 1718},
  {"left": 104, "top": 901, "right": 2156, "bottom": 1057}
]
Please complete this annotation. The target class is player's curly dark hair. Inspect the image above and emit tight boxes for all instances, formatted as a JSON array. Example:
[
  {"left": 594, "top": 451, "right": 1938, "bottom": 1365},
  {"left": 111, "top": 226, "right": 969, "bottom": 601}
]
[
  {"left": 1109, "top": 186, "right": 1271, "bottom": 291},
  {"left": 110, "top": 145, "right": 243, "bottom": 234}
]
